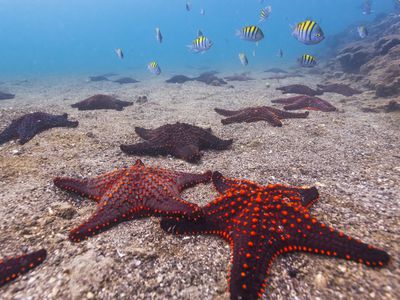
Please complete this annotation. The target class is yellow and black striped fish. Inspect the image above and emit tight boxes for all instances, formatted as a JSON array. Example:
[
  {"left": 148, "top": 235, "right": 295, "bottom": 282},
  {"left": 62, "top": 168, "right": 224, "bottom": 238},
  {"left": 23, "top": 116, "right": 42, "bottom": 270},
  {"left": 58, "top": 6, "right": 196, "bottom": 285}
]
[
  {"left": 236, "top": 25, "right": 264, "bottom": 42},
  {"left": 259, "top": 6, "right": 272, "bottom": 22},
  {"left": 298, "top": 54, "right": 317, "bottom": 67},
  {"left": 188, "top": 35, "right": 213, "bottom": 53},
  {"left": 292, "top": 20, "right": 324, "bottom": 45},
  {"left": 147, "top": 61, "right": 161, "bottom": 75}
]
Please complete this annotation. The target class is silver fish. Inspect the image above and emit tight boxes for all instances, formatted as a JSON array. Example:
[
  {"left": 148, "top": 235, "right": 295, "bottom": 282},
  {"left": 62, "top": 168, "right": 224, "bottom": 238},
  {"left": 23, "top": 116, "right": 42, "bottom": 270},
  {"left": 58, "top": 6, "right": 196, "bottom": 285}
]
[
  {"left": 200, "top": 8, "right": 205, "bottom": 15},
  {"left": 186, "top": 2, "right": 191, "bottom": 11},
  {"left": 156, "top": 27, "right": 163, "bottom": 43},
  {"left": 115, "top": 48, "right": 124, "bottom": 59},
  {"left": 238, "top": 53, "right": 248, "bottom": 66}
]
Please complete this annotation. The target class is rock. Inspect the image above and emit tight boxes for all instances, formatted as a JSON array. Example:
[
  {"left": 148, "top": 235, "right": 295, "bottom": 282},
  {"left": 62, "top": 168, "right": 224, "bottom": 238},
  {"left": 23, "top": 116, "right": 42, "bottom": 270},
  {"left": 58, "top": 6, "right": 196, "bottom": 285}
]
[
  {"left": 0, "top": 91, "right": 15, "bottom": 100},
  {"left": 136, "top": 96, "right": 148, "bottom": 104},
  {"left": 326, "top": 14, "right": 400, "bottom": 97},
  {"left": 65, "top": 250, "right": 115, "bottom": 300},
  {"left": 314, "top": 272, "right": 328, "bottom": 289},
  {"left": 54, "top": 202, "right": 77, "bottom": 220}
]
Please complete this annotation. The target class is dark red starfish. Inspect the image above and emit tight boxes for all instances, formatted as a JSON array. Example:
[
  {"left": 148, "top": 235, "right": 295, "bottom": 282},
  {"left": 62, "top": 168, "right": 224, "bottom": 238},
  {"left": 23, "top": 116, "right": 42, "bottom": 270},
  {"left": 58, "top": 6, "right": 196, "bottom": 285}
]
[
  {"left": 272, "top": 95, "right": 337, "bottom": 112},
  {"left": 71, "top": 94, "right": 133, "bottom": 111},
  {"left": 161, "top": 172, "right": 390, "bottom": 300},
  {"left": 214, "top": 106, "right": 309, "bottom": 127},
  {"left": 120, "top": 122, "right": 233, "bottom": 163},
  {"left": 54, "top": 159, "right": 211, "bottom": 242},
  {"left": 0, "top": 249, "right": 47, "bottom": 287},
  {"left": 0, "top": 112, "right": 78, "bottom": 145}
]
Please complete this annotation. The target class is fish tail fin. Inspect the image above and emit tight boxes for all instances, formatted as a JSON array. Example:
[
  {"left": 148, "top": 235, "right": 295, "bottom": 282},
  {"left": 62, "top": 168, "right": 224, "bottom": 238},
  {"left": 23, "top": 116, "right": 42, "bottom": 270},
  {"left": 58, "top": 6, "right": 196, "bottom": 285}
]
[{"left": 235, "top": 29, "right": 242, "bottom": 37}]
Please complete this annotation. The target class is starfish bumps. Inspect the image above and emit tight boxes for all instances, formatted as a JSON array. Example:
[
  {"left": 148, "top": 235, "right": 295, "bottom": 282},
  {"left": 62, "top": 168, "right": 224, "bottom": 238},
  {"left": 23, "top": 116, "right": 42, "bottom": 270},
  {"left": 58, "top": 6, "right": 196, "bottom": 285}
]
[
  {"left": 120, "top": 122, "right": 233, "bottom": 163},
  {"left": 162, "top": 172, "right": 390, "bottom": 300},
  {"left": 54, "top": 159, "right": 211, "bottom": 242},
  {"left": 0, "top": 249, "right": 47, "bottom": 287}
]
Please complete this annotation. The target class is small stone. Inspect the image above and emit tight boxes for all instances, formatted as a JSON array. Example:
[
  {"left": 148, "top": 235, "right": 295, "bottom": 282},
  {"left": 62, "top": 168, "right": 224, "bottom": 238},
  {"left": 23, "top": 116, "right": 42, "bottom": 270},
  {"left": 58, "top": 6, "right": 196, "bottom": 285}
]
[
  {"left": 314, "top": 272, "right": 327, "bottom": 289},
  {"left": 338, "top": 264, "right": 347, "bottom": 273},
  {"left": 87, "top": 292, "right": 94, "bottom": 299},
  {"left": 54, "top": 202, "right": 77, "bottom": 220}
]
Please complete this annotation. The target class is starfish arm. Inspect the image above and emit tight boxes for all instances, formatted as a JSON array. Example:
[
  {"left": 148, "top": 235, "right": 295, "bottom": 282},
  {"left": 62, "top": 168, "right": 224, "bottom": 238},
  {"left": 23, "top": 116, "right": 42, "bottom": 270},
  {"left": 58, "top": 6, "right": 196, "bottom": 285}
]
[
  {"left": 214, "top": 108, "right": 242, "bottom": 116},
  {"left": 278, "top": 203, "right": 390, "bottom": 268},
  {"left": 199, "top": 133, "right": 233, "bottom": 150},
  {"left": 120, "top": 142, "right": 169, "bottom": 156},
  {"left": 212, "top": 171, "right": 260, "bottom": 194},
  {"left": 134, "top": 126, "right": 155, "bottom": 140},
  {"left": 68, "top": 196, "right": 139, "bottom": 242},
  {"left": 271, "top": 98, "right": 298, "bottom": 104},
  {"left": 149, "top": 196, "right": 203, "bottom": 220},
  {"left": 54, "top": 169, "right": 125, "bottom": 201},
  {"left": 229, "top": 233, "right": 275, "bottom": 300},
  {"left": 16, "top": 125, "right": 39, "bottom": 144},
  {"left": 220, "top": 113, "right": 283, "bottom": 126},
  {"left": 175, "top": 171, "right": 212, "bottom": 192},
  {"left": 0, "top": 125, "right": 16, "bottom": 145},
  {"left": 267, "top": 107, "right": 310, "bottom": 119},
  {"left": 255, "top": 110, "right": 282, "bottom": 127},
  {"left": 0, "top": 249, "right": 47, "bottom": 287}
]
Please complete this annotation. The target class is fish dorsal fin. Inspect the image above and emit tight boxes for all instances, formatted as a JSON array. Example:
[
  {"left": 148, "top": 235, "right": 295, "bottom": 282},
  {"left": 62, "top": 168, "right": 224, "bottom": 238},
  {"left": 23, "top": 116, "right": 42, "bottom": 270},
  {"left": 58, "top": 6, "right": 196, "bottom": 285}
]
[{"left": 197, "top": 30, "right": 204, "bottom": 37}]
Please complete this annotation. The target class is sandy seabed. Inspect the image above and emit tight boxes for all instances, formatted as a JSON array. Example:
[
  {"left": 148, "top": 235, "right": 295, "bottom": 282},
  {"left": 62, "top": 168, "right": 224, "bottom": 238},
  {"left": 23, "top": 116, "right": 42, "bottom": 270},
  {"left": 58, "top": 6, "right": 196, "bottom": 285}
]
[{"left": 0, "top": 73, "right": 399, "bottom": 300}]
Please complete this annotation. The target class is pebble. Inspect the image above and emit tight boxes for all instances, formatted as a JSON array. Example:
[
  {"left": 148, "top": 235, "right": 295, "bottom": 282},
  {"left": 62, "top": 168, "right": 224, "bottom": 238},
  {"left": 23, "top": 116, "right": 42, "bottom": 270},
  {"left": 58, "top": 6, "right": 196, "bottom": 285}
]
[{"left": 314, "top": 273, "right": 328, "bottom": 289}]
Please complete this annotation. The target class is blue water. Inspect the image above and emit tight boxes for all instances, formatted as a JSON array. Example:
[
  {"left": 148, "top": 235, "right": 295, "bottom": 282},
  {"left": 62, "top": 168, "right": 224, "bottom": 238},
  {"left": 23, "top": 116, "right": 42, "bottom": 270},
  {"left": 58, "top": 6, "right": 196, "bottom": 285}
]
[{"left": 0, "top": 0, "right": 396, "bottom": 78}]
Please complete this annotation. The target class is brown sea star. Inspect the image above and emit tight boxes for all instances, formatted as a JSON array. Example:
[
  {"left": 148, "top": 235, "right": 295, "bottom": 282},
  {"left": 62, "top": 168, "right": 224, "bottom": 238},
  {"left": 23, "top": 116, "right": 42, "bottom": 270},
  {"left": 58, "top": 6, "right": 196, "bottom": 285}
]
[
  {"left": 276, "top": 84, "right": 323, "bottom": 96},
  {"left": 161, "top": 172, "right": 390, "bottom": 300},
  {"left": 272, "top": 95, "right": 337, "bottom": 112},
  {"left": 53, "top": 159, "right": 211, "bottom": 242},
  {"left": 71, "top": 94, "right": 133, "bottom": 111},
  {"left": 214, "top": 106, "right": 309, "bottom": 127},
  {"left": 317, "top": 83, "right": 362, "bottom": 96},
  {"left": 0, "top": 249, "right": 47, "bottom": 287},
  {"left": 0, "top": 112, "right": 78, "bottom": 145},
  {"left": 120, "top": 122, "right": 233, "bottom": 163}
]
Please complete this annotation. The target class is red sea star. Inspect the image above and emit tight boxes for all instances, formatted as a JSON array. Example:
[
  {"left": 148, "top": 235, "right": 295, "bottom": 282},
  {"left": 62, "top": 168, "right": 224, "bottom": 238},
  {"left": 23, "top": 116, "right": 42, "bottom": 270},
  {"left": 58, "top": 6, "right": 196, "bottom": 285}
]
[
  {"left": 54, "top": 159, "right": 211, "bottom": 242},
  {"left": 272, "top": 95, "right": 337, "bottom": 112},
  {"left": 0, "top": 249, "right": 47, "bottom": 287},
  {"left": 161, "top": 172, "right": 390, "bottom": 300},
  {"left": 214, "top": 106, "right": 309, "bottom": 127}
]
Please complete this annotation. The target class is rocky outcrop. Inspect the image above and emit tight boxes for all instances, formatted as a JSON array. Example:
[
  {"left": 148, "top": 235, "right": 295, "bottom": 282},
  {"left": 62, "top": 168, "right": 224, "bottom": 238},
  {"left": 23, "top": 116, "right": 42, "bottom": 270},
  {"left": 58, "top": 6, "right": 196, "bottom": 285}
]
[{"left": 326, "top": 13, "right": 400, "bottom": 97}]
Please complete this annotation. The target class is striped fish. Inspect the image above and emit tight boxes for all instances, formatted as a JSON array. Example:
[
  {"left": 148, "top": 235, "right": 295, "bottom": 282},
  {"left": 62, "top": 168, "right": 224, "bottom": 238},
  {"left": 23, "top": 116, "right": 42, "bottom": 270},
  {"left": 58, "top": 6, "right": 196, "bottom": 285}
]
[
  {"left": 292, "top": 20, "right": 324, "bottom": 45},
  {"left": 236, "top": 25, "right": 264, "bottom": 42},
  {"left": 298, "top": 54, "right": 317, "bottom": 67},
  {"left": 259, "top": 6, "right": 272, "bottom": 22},
  {"left": 147, "top": 61, "right": 161, "bottom": 75},
  {"left": 188, "top": 35, "right": 213, "bottom": 53}
]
